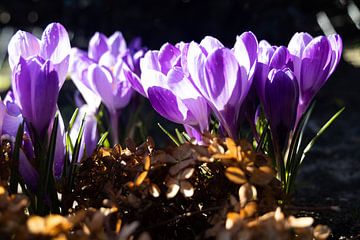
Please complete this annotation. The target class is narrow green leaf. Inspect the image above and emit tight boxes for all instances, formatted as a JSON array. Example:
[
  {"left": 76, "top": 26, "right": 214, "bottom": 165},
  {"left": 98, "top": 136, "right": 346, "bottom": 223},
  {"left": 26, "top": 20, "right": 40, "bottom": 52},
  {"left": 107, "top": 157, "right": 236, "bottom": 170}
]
[
  {"left": 67, "top": 108, "right": 79, "bottom": 132},
  {"left": 9, "top": 121, "right": 24, "bottom": 194},
  {"left": 68, "top": 113, "right": 86, "bottom": 189},
  {"left": 44, "top": 114, "right": 58, "bottom": 196},
  {"left": 97, "top": 132, "right": 109, "bottom": 147},
  {"left": 175, "top": 128, "right": 185, "bottom": 144},
  {"left": 157, "top": 123, "right": 179, "bottom": 146},
  {"left": 300, "top": 107, "right": 345, "bottom": 164},
  {"left": 182, "top": 132, "right": 191, "bottom": 142}
]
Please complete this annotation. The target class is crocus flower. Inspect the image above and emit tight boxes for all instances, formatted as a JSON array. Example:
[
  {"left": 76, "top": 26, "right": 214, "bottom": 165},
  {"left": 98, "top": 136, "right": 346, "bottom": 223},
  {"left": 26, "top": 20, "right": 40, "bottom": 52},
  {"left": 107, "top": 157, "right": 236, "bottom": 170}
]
[
  {"left": 125, "top": 42, "right": 210, "bottom": 140},
  {"left": 12, "top": 57, "right": 59, "bottom": 141},
  {"left": 8, "top": 23, "right": 71, "bottom": 87},
  {"left": 186, "top": 33, "right": 258, "bottom": 138},
  {"left": 70, "top": 32, "right": 143, "bottom": 143},
  {"left": 0, "top": 93, "right": 23, "bottom": 139},
  {"left": 287, "top": 33, "right": 342, "bottom": 116},
  {"left": 265, "top": 68, "right": 299, "bottom": 154}
]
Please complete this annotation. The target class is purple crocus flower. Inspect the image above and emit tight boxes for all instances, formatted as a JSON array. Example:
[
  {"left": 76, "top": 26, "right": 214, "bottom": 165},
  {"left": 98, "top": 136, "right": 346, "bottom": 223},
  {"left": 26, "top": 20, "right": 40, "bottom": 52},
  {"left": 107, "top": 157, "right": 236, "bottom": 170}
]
[
  {"left": 8, "top": 23, "right": 71, "bottom": 87},
  {"left": 287, "top": 33, "right": 342, "bottom": 116},
  {"left": 254, "top": 41, "right": 290, "bottom": 115},
  {"left": 12, "top": 57, "right": 59, "bottom": 140},
  {"left": 0, "top": 93, "right": 23, "bottom": 139},
  {"left": 265, "top": 68, "right": 299, "bottom": 153},
  {"left": 186, "top": 33, "right": 258, "bottom": 138},
  {"left": 70, "top": 32, "right": 143, "bottom": 144},
  {"left": 125, "top": 42, "right": 210, "bottom": 139}
]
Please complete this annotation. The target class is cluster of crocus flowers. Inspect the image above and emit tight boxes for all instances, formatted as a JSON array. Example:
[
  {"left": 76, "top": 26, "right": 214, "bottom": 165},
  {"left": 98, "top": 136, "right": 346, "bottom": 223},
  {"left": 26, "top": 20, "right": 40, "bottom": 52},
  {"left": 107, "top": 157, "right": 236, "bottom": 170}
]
[
  {"left": 125, "top": 33, "right": 258, "bottom": 141},
  {"left": 0, "top": 21, "right": 343, "bottom": 211},
  {"left": 253, "top": 34, "right": 342, "bottom": 182}
]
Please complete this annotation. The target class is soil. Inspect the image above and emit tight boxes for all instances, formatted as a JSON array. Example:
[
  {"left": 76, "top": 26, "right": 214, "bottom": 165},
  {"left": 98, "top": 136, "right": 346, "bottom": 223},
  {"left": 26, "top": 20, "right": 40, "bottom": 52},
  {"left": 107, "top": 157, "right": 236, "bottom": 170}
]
[{"left": 293, "top": 60, "right": 360, "bottom": 239}]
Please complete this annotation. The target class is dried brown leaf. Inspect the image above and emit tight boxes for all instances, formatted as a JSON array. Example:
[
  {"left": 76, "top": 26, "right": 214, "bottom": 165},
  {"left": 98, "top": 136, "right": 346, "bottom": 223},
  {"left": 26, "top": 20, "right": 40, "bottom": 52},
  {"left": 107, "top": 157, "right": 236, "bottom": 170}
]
[
  {"left": 239, "top": 183, "right": 257, "bottom": 208},
  {"left": 144, "top": 155, "right": 151, "bottom": 171},
  {"left": 314, "top": 225, "right": 331, "bottom": 240},
  {"left": 149, "top": 183, "right": 161, "bottom": 198},
  {"left": 225, "top": 167, "right": 247, "bottom": 185},
  {"left": 249, "top": 166, "right": 274, "bottom": 185},
  {"left": 135, "top": 171, "right": 148, "bottom": 186},
  {"left": 178, "top": 167, "right": 195, "bottom": 180},
  {"left": 180, "top": 180, "right": 194, "bottom": 198}
]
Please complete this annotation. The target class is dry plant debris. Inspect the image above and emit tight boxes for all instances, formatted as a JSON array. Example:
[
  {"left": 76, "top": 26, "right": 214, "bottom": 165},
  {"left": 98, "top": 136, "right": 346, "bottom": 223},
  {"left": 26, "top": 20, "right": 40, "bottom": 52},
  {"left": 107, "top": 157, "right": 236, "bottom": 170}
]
[{"left": 0, "top": 136, "right": 330, "bottom": 239}]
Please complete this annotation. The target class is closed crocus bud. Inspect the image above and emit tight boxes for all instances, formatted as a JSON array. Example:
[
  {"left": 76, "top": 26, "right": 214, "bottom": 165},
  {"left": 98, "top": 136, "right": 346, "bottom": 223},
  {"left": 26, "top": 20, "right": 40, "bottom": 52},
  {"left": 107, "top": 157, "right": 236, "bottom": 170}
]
[
  {"left": 255, "top": 44, "right": 290, "bottom": 115},
  {"left": 13, "top": 57, "right": 59, "bottom": 141},
  {"left": 265, "top": 68, "right": 299, "bottom": 153},
  {"left": 288, "top": 33, "right": 342, "bottom": 115}
]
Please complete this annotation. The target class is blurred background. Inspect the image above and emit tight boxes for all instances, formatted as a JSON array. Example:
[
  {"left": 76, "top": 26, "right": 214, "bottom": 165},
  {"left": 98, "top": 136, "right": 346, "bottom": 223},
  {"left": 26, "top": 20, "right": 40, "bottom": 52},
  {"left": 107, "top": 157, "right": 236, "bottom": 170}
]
[{"left": 0, "top": 0, "right": 359, "bottom": 238}]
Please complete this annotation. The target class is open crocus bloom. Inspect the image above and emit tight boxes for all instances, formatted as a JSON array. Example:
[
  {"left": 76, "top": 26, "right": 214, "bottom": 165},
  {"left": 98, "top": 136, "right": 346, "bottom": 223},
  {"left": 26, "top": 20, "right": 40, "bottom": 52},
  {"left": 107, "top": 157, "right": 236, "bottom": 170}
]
[
  {"left": 186, "top": 32, "right": 258, "bottom": 138},
  {"left": 69, "top": 32, "right": 144, "bottom": 113},
  {"left": 287, "top": 33, "right": 342, "bottom": 115},
  {"left": 125, "top": 42, "right": 210, "bottom": 138},
  {"left": 8, "top": 23, "right": 71, "bottom": 87}
]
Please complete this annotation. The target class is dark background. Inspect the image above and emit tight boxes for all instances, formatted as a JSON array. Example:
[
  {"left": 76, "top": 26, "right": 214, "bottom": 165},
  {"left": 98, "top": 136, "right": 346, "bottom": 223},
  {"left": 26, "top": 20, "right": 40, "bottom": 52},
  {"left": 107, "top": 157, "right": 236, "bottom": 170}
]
[
  {"left": 1, "top": 0, "right": 360, "bottom": 239},
  {"left": 0, "top": 0, "right": 358, "bottom": 48}
]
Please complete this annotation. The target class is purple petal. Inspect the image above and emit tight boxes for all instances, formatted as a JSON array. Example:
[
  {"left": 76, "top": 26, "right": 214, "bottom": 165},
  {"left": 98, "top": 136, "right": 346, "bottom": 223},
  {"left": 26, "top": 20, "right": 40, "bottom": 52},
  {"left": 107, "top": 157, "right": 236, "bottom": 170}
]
[
  {"left": 15, "top": 57, "right": 59, "bottom": 139},
  {"left": 234, "top": 31, "right": 258, "bottom": 78},
  {"left": 269, "top": 46, "right": 289, "bottom": 69},
  {"left": 187, "top": 42, "right": 207, "bottom": 97},
  {"left": 204, "top": 48, "right": 241, "bottom": 137},
  {"left": 7, "top": 30, "right": 41, "bottom": 70},
  {"left": 288, "top": 32, "right": 313, "bottom": 80},
  {"left": 204, "top": 48, "right": 240, "bottom": 108},
  {"left": 158, "top": 43, "right": 181, "bottom": 74},
  {"left": 140, "top": 50, "right": 161, "bottom": 72},
  {"left": 39, "top": 23, "right": 71, "bottom": 83},
  {"left": 257, "top": 40, "right": 275, "bottom": 64},
  {"left": 88, "top": 32, "right": 109, "bottom": 61},
  {"left": 300, "top": 36, "right": 331, "bottom": 105},
  {"left": 265, "top": 68, "right": 299, "bottom": 152},
  {"left": 88, "top": 64, "right": 115, "bottom": 113},
  {"left": 40, "top": 23, "right": 71, "bottom": 61},
  {"left": 148, "top": 86, "right": 192, "bottom": 124},
  {"left": 327, "top": 34, "right": 343, "bottom": 77},
  {"left": 19, "top": 148, "right": 39, "bottom": 192},
  {"left": 53, "top": 112, "right": 65, "bottom": 179},
  {"left": 124, "top": 68, "right": 146, "bottom": 96},
  {"left": 107, "top": 31, "right": 127, "bottom": 56},
  {"left": 199, "top": 36, "right": 224, "bottom": 54}
]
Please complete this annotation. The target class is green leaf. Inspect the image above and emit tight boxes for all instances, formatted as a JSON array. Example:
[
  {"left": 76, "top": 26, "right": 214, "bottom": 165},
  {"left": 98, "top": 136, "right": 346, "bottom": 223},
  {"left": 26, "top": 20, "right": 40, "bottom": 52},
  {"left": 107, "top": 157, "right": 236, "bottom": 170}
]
[
  {"left": 9, "top": 121, "right": 24, "bottom": 194},
  {"left": 300, "top": 107, "right": 345, "bottom": 164},
  {"left": 157, "top": 123, "right": 179, "bottom": 146},
  {"left": 182, "top": 132, "right": 191, "bottom": 142},
  {"left": 68, "top": 113, "right": 86, "bottom": 189},
  {"left": 67, "top": 108, "right": 79, "bottom": 132},
  {"left": 97, "top": 132, "right": 109, "bottom": 147},
  {"left": 175, "top": 128, "right": 185, "bottom": 144}
]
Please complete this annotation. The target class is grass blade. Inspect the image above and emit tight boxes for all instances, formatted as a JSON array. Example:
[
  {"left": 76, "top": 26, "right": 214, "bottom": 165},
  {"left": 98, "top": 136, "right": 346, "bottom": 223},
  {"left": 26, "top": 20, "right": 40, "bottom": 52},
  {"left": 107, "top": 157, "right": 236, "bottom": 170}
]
[
  {"left": 97, "top": 131, "right": 109, "bottom": 147},
  {"left": 300, "top": 107, "right": 345, "bottom": 164},
  {"left": 67, "top": 108, "right": 79, "bottom": 132},
  {"left": 157, "top": 123, "right": 179, "bottom": 146}
]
